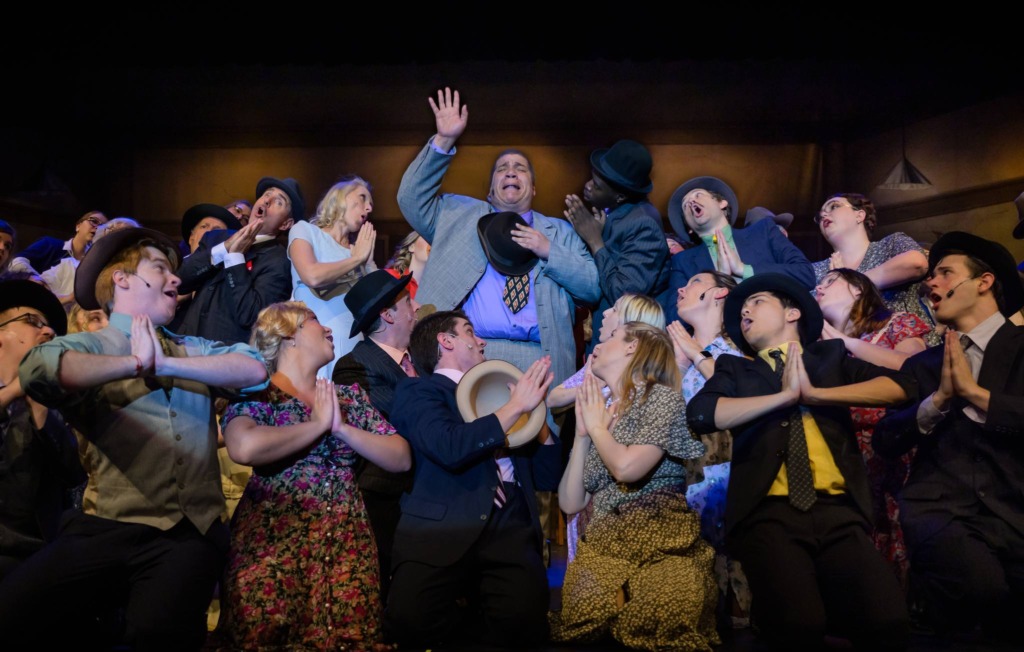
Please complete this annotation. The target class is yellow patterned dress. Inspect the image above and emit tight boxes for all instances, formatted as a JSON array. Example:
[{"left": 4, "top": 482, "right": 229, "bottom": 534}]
[{"left": 551, "top": 383, "right": 720, "bottom": 651}]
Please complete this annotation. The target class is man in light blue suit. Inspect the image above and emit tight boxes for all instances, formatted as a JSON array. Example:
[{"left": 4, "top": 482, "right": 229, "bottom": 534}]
[
  {"left": 662, "top": 176, "right": 814, "bottom": 322},
  {"left": 397, "top": 87, "right": 599, "bottom": 385}
]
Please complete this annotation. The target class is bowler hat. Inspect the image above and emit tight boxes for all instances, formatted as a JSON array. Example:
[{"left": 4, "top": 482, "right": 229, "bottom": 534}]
[
  {"left": 180, "top": 203, "right": 241, "bottom": 243},
  {"left": 456, "top": 359, "right": 547, "bottom": 448},
  {"left": 74, "top": 228, "right": 179, "bottom": 311},
  {"left": 744, "top": 206, "right": 794, "bottom": 230},
  {"left": 0, "top": 280, "right": 67, "bottom": 336},
  {"left": 343, "top": 270, "right": 413, "bottom": 338},
  {"left": 256, "top": 177, "right": 306, "bottom": 223},
  {"left": 590, "top": 140, "right": 654, "bottom": 195},
  {"left": 477, "top": 212, "right": 538, "bottom": 277},
  {"left": 724, "top": 273, "right": 823, "bottom": 357},
  {"left": 929, "top": 231, "right": 1024, "bottom": 317},
  {"left": 668, "top": 176, "right": 740, "bottom": 243}
]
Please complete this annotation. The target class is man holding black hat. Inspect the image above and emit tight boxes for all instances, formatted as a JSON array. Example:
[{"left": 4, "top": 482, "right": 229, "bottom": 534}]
[
  {"left": 397, "top": 87, "right": 598, "bottom": 385},
  {"left": 663, "top": 176, "right": 813, "bottom": 320},
  {"left": 688, "top": 272, "right": 913, "bottom": 650},
  {"left": 176, "top": 177, "right": 302, "bottom": 345},
  {"left": 874, "top": 232, "right": 1024, "bottom": 640},
  {"left": 332, "top": 269, "right": 419, "bottom": 597},
  {"left": 0, "top": 280, "right": 81, "bottom": 581},
  {"left": 0, "top": 228, "right": 268, "bottom": 650},
  {"left": 564, "top": 139, "right": 670, "bottom": 351}
]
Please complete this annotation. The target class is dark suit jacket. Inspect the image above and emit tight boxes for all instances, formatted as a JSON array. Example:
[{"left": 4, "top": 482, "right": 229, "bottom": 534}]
[
  {"left": 589, "top": 201, "right": 670, "bottom": 352},
  {"left": 663, "top": 219, "right": 814, "bottom": 320},
  {"left": 389, "top": 373, "right": 561, "bottom": 568},
  {"left": 687, "top": 339, "right": 916, "bottom": 543},
  {"left": 333, "top": 338, "right": 412, "bottom": 494},
  {"left": 175, "top": 230, "right": 292, "bottom": 345},
  {"left": 873, "top": 321, "right": 1024, "bottom": 544}
]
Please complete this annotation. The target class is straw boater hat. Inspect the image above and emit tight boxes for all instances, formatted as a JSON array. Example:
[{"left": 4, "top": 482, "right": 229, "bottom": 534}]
[
  {"left": 667, "top": 176, "right": 740, "bottom": 243},
  {"left": 74, "top": 228, "right": 179, "bottom": 311},
  {"left": 456, "top": 359, "right": 547, "bottom": 448}
]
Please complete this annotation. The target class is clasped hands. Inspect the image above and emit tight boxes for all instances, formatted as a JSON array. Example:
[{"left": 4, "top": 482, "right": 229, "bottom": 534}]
[
  {"left": 714, "top": 229, "right": 746, "bottom": 279},
  {"left": 933, "top": 329, "right": 987, "bottom": 411},
  {"left": 564, "top": 195, "right": 605, "bottom": 251}
]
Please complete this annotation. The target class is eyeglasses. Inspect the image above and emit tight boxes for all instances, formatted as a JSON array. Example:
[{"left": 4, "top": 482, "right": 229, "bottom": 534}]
[
  {"left": 814, "top": 200, "right": 854, "bottom": 224},
  {"left": 0, "top": 313, "right": 50, "bottom": 330}
]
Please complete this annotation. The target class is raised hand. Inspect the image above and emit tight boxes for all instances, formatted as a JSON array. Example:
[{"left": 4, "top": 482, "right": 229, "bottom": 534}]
[
  {"left": 829, "top": 251, "right": 845, "bottom": 271},
  {"left": 573, "top": 392, "right": 589, "bottom": 440},
  {"left": 667, "top": 321, "right": 699, "bottom": 369},
  {"left": 820, "top": 321, "right": 848, "bottom": 343},
  {"left": 715, "top": 229, "right": 746, "bottom": 278},
  {"left": 511, "top": 224, "right": 551, "bottom": 260},
  {"left": 429, "top": 87, "right": 469, "bottom": 152},
  {"left": 946, "top": 330, "right": 980, "bottom": 399},
  {"left": 350, "top": 222, "right": 377, "bottom": 265},
  {"left": 130, "top": 314, "right": 157, "bottom": 377},
  {"left": 224, "top": 218, "right": 264, "bottom": 255},
  {"left": 578, "top": 373, "right": 612, "bottom": 434},
  {"left": 564, "top": 194, "right": 606, "bottom": 249},
  {"left": 330, "top": 384, "right": 346, "bottom": 436},
  {"left": 309, "top": 378, "right": 336, "bottom": 433},
  {"left": 509, "top": 356, "right": 555, "bottom": 413},
  {"left": 779, "top": 341, "right": 802, "bottom": 405}
]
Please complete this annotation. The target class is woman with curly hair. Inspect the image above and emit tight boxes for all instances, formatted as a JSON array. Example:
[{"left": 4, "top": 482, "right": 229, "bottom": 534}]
[{"left": 384, "top": 231, "right": 429, "bottom": 300}]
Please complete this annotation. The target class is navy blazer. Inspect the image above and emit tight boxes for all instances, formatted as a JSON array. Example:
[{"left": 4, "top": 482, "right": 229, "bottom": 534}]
[
  {"left": 175, "top": 230, "right": 292, "bottom": 345},
  {"left": 662, "top": 219, "right": 814, "bottom": 320},
  {"left": 873, "top": 321, "right": 1024, "bottom": 544},
  {"left": 688, "top": 339, "right": 916, "bottom": 543},
  {"left": 389, "top": 373, "right": 560, "bottom": 568},
  {"left": 333, "top": 338, "right": 412, "bottom": 495}
]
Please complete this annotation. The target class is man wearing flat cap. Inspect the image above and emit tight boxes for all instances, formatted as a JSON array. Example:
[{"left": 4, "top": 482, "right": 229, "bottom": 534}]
[
  {"left": 176, "top": 177, "right": 302, "bottom": 345},
  {"left": 564, "top": 139, "right": 670, "bottom": 351},
  {"left": 874, "top": 231, "right": 1024, "bottom": 640},
  {"left": 688, "top": 273, "right": 913, "bottom": 650},
  {"left": 663, "top": 176, "right": 813, "bottom": 321},
  {"left": 332, "top": 269, "right": 420, "bottom": 598},
  {"left": 0, "top": 228, "right": 268, "bottom": 650},
  {"left": 397, "top": 87, "right": 598, "bottom": 385},
  {"left": 0, "top": 280, "right": 81, "bottom": 581}
]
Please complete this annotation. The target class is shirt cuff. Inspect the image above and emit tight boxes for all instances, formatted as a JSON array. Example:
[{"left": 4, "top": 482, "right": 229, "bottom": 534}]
[
  {"left": 916, "top": 391, "right": 949, "bottom": 434},
  {"left": 223, "top": 252, "right": 246, "bottom": 268},
  {"left": 211, "top": 242, "right": 228, "bottom": 266},
  {"left": 429, "top": 139, "right": 455, "bottom": 155}
]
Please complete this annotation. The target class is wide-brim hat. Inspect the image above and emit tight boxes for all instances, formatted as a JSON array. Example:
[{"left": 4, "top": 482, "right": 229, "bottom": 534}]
[
  {"left": 0, "top": 279, "right": 67, "bottom": 336},
  {"left": 1012, "top": 191, "right": 1024, "bottom": 239},
  {"left": 745, "top": 206, "right": 794, "bottom": 230},
  {"left": 74, "top": 228, "right": 180, "bottom": 311},
  {"left": 180, "top": 203, "right": 241, "bottom": 243},
  {"left": 668, "top": 176, "right": 740, "bottom": 243},
  {"left": 343, "top": 270, "right": 413, "bottom": 338},
  {"left": 456, "top": 359, "right": 547, "bottom": 448},
  {"left": 477, "top": 212, "right": 538, "bottom": 277},
  {"left": 256, "top": 177, "right": 306, "bottom": 223},
  {"left": 590, "top": 140, "right": 653, "bottom": 195},
  {"left": 724, "top": 273, "right": 823, "bottom": 356},
  {"left": 929, "top": 231, "right": 1024, "bottom": 316}
]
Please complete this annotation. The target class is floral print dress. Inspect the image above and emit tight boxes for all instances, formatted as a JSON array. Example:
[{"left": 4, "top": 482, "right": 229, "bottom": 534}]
[{"left": 219, "top": 382, "right": 395, "bottom": 651}]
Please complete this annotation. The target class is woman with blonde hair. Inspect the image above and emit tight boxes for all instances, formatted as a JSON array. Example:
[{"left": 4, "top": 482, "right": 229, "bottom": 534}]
[
  {"left": 220, "top": 301, "right": 409, "bottom": 650},
  {"left": 552, "top": 322, "right": 718, "bottom": 651},
  {"left": 384, "top": 231, "right": 430, "bottom": 299},
  {"left": 288, "top": 176, "right": 377, "bottom": 375}
]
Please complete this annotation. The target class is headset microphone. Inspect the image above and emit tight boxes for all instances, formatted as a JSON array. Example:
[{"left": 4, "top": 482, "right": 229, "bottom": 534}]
[
  {"left": 130, "top": 272, "right": 152, "bottom": 288},
  {"left": 699, "top": 291, "right": 708, "bottom": 301},
  {"left": 946, "top": 278, "right": 971, "bottom": 299}
]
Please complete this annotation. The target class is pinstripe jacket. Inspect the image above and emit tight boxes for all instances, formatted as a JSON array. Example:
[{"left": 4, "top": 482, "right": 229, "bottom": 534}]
[{"left": 397, "top": 141, "right": 599, "bottom": 385}]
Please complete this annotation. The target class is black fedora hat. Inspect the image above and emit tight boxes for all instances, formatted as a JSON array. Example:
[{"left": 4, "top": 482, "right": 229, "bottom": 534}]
[
  {"left": 668, "top": 176, "right": 740, "bottom": 243},
  {"left": 476, "top": 212, "right": 538, "bottom": 277},
  {"left": 74, "top": 228, "right": 179, "bottom": 311},
  {"left": 745, "top": 206, "right": 794, "bottom": 230},
  {"left": 0, "top": 279, "right": 67, "bottom": 336},
  {"left": 724, "top": 273, "right": 823, "bottom": 356},
  {"left": 180, "top": 203, "right": 241, "bottom": 243},
  {"left": 929, "top": 231, "right": 1024, "bottom": 316},
  {"left": 256, "top": 177, "right": 306, "bottom": 223},
  {"left": 590, "top": 140, "right": 653, "bottom": 195},
  {"left": 344, "top": 270, "right": 413, "bottom": 338}
]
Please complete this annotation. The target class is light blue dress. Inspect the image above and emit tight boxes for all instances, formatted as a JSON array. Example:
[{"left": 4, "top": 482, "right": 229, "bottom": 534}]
[{"left": 287, "top": 221, "right": 375, "bottom": 377}]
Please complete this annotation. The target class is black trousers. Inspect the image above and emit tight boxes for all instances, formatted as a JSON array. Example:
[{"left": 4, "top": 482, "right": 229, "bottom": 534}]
[
  {"left": 907, "top": 507, "right": 1024, "bottom": 637},
  {"left": 385, "top": 482, "right": 549, "bottom": 648},
  {"left": 732, "top": 495, "right": 909, "bottom": 651},
  {"left": 361, "top": 487, "right": 402, "bottom": 601},
  {"left": 0, "top": 511, "right": 227, "bottom": 652}
]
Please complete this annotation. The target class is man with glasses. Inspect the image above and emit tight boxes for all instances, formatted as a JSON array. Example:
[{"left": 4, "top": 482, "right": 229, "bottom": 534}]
[
  {"left": 663, "top": 176, "right": 813, "bottom": 322},
  {"left": 0, "top": 280, "right": 81, "bottom": 581},
  {"left": 0, "top": 228, "right": 268, "bottom": 650},
  {"left": 875, "top": 232, "right": 1024, "bottom": 642},
  {"left": 8, "top": 210, "right": 108, "bottom": 276}
]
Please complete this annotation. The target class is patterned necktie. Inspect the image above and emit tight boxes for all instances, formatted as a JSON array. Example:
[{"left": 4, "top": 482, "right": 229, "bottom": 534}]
[
  {"left": 494, "top": 461, "right": 507, "bottom": 509},
  {"left": 399, "top": 352, "right": 418, "bottom": 378},
  {"left": 502, "top": 274, "right": 530, "bottom": 314},
  {"left": 768, "top": 348, "right": 817, "bottom": 511}
]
